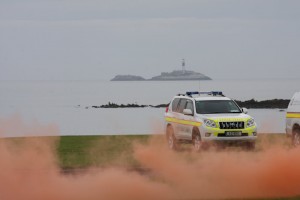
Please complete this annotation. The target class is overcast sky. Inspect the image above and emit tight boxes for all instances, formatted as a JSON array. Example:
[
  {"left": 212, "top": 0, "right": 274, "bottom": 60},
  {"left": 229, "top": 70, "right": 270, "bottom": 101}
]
[{"left": 1, "top": 0, "right": 300, "bottom": 80}]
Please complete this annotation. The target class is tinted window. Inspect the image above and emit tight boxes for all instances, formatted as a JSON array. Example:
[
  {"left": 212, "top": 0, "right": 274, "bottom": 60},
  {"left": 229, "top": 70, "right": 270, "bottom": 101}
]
[
  {"left": 178, "top": 99, "right": 187, "bottom": 113},
  {"left": 196, "top": 100, "right": 241, "bottom": 114},
  {"left": 172, "top": 98, "right": 180, "bottom": 112}
]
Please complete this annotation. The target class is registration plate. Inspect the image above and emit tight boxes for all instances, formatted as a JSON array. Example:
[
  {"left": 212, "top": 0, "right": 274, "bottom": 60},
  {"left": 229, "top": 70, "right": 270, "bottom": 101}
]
[{"left": 225, "top": 131, "right": 242, "bottom": 137}]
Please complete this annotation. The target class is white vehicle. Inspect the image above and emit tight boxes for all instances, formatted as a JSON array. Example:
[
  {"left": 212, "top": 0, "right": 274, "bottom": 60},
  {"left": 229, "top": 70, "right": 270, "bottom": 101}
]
[
  {"left": 286, "top": 92, "right": 300, "bottom": 146},
  {"left": 165, "top": 91, "right": 257, "bottom": 150}
]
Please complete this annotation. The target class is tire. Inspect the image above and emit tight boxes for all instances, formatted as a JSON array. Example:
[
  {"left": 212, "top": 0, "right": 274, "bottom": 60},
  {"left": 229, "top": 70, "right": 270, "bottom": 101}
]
[
  {"left": 192, "top": 129, "right": 202, "bottom": 152},
  {"left": 292, "top": 128, "right": 300, "bottom": 147},
  {"left": 166, "top": 126, "right": 179, "bottom": 150}
]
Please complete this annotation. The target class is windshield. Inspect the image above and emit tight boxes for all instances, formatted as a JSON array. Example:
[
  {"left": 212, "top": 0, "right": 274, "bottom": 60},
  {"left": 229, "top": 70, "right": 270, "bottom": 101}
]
[{"left": 195, "top": 100, "right": 241, "bottom": 114}]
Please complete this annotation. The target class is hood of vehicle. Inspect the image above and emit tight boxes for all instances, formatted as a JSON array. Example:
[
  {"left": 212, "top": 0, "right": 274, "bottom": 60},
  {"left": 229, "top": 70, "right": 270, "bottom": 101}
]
[{"left": 199, "top": 113, "right": 251, "bottom": 122}]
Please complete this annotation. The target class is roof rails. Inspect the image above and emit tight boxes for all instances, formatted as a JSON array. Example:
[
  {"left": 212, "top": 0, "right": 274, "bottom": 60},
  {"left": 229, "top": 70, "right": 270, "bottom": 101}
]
[{"left": 185, "top": 91, "right": 224, "bottom": 97}]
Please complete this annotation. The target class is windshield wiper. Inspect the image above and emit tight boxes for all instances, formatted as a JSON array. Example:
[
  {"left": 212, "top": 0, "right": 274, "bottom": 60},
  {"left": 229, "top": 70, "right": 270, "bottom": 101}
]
[
  {"left": 202, "top": 112, "right": 228, "bottom": 114},
  {"left": 200, "top": 111, "right": 241, "bottom": 114}
]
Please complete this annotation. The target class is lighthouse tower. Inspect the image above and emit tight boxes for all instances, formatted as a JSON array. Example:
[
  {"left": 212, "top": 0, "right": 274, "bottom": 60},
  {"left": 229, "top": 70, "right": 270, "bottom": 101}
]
[{"left": 182, "top": 59, "right": 186, "bottom": 73}]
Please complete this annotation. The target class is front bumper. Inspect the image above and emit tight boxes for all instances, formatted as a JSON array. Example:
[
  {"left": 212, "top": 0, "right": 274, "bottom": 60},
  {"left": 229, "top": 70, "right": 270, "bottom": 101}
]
[{"left": 200, "top": 125, "right": 257, "bottom": 142}]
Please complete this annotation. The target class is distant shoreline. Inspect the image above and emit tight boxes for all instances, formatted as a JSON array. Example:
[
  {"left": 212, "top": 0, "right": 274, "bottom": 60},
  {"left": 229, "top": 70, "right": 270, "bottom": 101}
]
[{"left": 86, "top": 99, "right": 290, "bottom": 109}]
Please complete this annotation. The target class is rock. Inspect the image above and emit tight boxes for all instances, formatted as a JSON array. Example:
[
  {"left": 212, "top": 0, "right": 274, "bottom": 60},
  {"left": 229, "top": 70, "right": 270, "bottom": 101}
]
[
  {"left": 111, "top": 75, "right": 146, "bottom": 81},
  {"left": 150, "top": 70, "right": 212, "bottom": 81}
]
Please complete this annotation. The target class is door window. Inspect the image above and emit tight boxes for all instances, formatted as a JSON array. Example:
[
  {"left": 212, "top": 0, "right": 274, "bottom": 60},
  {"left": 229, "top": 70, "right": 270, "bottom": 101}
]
[
  {"left": 185, "top": 100, "right": 194, "bottom": 115},
  {"left": 178, "top": 99, "right": 187, "bottom": 113}
]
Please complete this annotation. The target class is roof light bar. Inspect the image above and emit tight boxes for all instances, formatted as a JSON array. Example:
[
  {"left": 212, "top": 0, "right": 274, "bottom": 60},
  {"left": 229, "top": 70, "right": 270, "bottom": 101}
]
[
  {"left": 185, "top": 91, "right": 224, "bottom": 97},
  {"left": 186, "top": 91, "right": 199, "bottom": 96},
  {"left": 211, "top": 91, "right": 223, "bottom": 96}
]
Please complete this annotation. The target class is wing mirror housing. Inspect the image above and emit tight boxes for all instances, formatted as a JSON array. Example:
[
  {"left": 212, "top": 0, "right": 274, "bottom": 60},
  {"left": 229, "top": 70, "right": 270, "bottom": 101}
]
[
  {"left": 183, "top": 109, "right": 193, "bottom": 116},
  {"left": 242, "top": 107, "right": 248, "bottom": 114}
]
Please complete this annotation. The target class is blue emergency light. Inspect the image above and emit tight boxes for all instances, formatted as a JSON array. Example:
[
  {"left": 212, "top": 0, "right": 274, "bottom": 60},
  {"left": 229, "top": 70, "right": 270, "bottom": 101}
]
[
  {"left": 186, "top": 91, "right": 199, "bottom": 96},
  {"left": 211, "top": 91, "right": 223, "bottom": 96},
  {"left": 186, "top": 91, "right": 223, "bottom": 96}
]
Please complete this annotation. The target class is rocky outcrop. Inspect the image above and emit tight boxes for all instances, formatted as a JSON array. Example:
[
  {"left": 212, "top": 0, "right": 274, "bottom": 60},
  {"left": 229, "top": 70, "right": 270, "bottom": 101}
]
[
  {"left": 150, "top": 70, "right": 211, "bottom": 81},
  {"left": 235, "top": 99, "right": 290, "bottom": 109},
  {"left": 111, "top": 75, "right": 145, "bottom": 81},
  {"left": 86, "top": 99, "right": 290, "bottom": 109},
  {"left": 111, "top": 70, "right": 212, "bottom": 81}
]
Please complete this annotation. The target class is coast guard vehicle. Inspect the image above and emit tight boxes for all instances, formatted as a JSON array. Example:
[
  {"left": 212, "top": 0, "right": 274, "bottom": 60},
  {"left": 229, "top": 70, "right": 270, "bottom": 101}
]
[
  {"left": 165, "top": 91, "right": 257, "bottom": 150},
  {"left": 286, "top": 92, "right": 300, "bottom": 146}
]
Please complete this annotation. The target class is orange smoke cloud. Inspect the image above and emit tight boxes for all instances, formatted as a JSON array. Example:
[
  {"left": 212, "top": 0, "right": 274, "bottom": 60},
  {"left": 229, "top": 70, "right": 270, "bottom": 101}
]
[
  {"left": 0, "top": 114, "right": 59, "bottom": 137},
  {"left": 134, "top": 137, "right": 300, "bottom": 199},
  {"left": 1, "top": 115, "right": 300, "bottom": 200}
]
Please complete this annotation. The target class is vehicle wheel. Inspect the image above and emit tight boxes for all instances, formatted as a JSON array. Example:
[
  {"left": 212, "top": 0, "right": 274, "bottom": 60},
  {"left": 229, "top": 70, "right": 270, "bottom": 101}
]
[
  {"left": 166, "top": 126, "right": 178, "bottom": 150},
  {"left": 292, "top": 128, "right": 300, "bottom": 147},
  {"left": 192, "top": 130, "right": 202, "bottom": 152}
]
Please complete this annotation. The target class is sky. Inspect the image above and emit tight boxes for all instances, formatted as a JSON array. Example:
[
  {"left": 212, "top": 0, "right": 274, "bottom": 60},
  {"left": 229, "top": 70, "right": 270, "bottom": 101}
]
[{"left": 0, "top": 0, "right": 300, "bottom": 81}]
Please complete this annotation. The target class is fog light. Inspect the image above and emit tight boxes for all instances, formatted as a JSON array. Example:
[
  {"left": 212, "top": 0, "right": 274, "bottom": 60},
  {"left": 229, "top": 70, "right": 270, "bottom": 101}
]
[
  {"left": 253, "top": 132, "right": 257, "bottom": 136},
  {"left": 205, "top": 132, "right": 211, "bottom": 137}
]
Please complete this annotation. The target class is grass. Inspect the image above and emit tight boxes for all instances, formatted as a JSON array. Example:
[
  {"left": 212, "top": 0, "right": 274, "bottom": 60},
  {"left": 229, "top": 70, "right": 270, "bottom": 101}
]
[
  {"left": 57, "top": 134, "right": 151, "bottom": 169},
  {"left": 3, "top": 134, "right": 291, "bottom": 169},
  {"left": 56, "top": 133, "right": 292, "bottom": 169}
]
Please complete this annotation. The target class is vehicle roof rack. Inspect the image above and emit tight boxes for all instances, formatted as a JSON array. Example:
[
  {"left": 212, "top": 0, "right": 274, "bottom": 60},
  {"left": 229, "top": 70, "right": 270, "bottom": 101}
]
[{"left": 185, "top": 91, "right": 224, "bottom": 97}]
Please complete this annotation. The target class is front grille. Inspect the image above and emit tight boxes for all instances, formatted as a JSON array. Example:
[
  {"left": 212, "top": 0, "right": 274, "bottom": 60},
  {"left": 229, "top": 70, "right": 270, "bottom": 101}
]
[
  {"left": 219, "top": 121, "right": 244, "bottom": 129},
  {"left": 218, "top": 133, "right": 248, "bottom": 137}
]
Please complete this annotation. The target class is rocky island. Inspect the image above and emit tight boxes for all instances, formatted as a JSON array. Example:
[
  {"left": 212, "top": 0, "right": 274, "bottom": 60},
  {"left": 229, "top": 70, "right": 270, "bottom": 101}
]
[
  {"left": 111, "top": 59, "right": 212, "bottom": 81},
  {"left": 110, "top": 75, "right": 145, "bottom": 81},
  {"left": 111, "top": 70, "right": 211, "bottom": 81},
  {"left": 150, "top": 70, "right": 211, "bottom": 81}
]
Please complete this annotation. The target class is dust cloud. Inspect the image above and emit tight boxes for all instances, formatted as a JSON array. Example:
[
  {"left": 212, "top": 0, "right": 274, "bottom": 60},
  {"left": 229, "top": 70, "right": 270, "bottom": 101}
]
[{"left": 1, "top": 115, "right": 300, "bottom": 200}]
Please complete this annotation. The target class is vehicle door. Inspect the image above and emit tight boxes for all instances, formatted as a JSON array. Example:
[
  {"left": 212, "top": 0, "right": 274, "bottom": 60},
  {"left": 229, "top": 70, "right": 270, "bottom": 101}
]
[
  {"left": 175, "top": 98, "right": 188, "bottom": 139},
  {"left": 181, "top": 99, "right": 195, "bottom": 140},
  {"left": 168, "top": 98, "right": 181, "bottom": 138}
]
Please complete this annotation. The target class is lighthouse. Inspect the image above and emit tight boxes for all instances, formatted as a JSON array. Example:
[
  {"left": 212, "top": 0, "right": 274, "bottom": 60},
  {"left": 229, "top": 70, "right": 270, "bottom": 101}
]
[{"left": 182, "top": 59, "right": 186, "bottom": 73}]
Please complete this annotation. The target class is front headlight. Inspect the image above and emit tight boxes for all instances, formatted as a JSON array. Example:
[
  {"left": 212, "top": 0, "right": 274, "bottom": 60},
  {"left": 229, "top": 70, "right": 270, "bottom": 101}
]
[
  {"left": 247, "top": 118, "right": 255, "bottom": 127},
  {"left": 204, "top": 119, "right": 216, "bottom": 128}
]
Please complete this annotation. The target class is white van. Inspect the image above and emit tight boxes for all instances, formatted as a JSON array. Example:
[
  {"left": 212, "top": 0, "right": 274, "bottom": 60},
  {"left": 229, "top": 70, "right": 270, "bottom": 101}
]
[{"left": 286, "top": 92, "right": 300, "bottom": 146}]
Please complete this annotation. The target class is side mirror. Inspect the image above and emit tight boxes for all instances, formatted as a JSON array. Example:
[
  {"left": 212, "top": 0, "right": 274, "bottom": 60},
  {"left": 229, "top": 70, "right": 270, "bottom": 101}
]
[
  {"left": 242, "top": 107, "right": 248, "bottom": 114},
  {"left": 183, "top": 109, "right": 193, "bottom": 116}
]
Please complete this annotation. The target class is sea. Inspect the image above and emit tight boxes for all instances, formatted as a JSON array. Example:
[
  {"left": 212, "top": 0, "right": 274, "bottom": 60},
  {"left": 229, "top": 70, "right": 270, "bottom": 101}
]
[{"left": 0, "top": 79, "right": 299, "bottom": 137}]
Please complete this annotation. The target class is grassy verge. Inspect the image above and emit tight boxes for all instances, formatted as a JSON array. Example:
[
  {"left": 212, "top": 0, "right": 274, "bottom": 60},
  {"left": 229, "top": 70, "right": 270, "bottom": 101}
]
[
  {"left": 3, "top": 134, "right": 290, "bottom": 169},
  {"left": 57, "top": 134, "right": 151, "bottom": 169},
  {"left": 57, "top": 133, "right": 291, "bottom": 169}
]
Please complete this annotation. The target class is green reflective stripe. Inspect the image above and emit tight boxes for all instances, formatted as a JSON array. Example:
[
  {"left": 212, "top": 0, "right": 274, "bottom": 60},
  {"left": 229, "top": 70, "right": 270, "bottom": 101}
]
[
  {"left": 286, "top": 112, "right": 300, "bottom": 118},
  {"left": 165, "top": 117, "right": 202, "bottom": 126}
]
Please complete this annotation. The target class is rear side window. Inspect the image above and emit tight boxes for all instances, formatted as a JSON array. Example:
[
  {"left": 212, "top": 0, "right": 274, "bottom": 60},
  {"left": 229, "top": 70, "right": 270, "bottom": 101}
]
[{"left": 172, "top": 98, "right": 180, "bottom": 112}]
